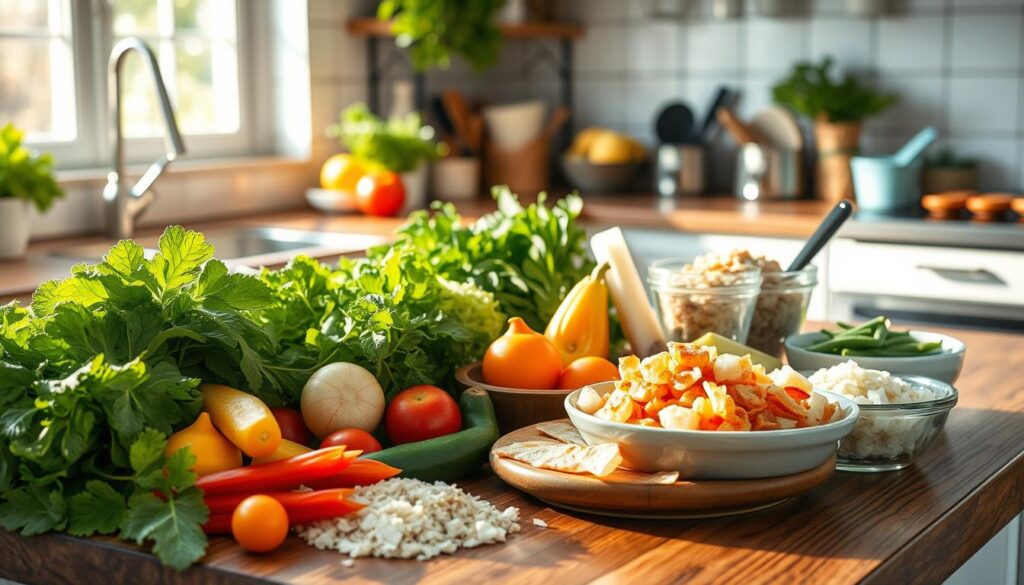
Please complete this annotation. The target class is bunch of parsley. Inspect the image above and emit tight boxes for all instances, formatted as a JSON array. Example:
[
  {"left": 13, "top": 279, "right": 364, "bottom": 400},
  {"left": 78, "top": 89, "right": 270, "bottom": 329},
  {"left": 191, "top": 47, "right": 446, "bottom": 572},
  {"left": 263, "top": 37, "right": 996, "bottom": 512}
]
[{"left": 0, "top": 227, "right": 318, "bottom": 569}]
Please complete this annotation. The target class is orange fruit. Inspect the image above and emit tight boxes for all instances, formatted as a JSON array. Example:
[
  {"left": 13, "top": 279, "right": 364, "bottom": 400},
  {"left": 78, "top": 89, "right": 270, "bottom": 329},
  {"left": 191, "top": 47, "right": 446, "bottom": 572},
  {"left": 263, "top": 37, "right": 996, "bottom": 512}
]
[
  {"left": 231, "top": 495, "right": 288, "bottom": 553},
  {"left": 483, "top": 317, "right": 563, "bottom": 389},
  {"left": 558, "top": 356, "right": 619, "bottom": 390},
  {"left": 319, "top": 153, "right": 365, "bottom": 192}
]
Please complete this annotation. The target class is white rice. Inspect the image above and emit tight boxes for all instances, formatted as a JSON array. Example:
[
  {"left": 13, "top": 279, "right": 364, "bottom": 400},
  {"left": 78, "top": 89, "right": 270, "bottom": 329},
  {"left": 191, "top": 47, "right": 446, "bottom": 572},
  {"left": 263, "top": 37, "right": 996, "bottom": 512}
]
[
  {"left": 296, "top": 478, "right": 521, "bottom": 561},
  {"left": 809, "top": 361, "right": 939, "bottom": 459}
]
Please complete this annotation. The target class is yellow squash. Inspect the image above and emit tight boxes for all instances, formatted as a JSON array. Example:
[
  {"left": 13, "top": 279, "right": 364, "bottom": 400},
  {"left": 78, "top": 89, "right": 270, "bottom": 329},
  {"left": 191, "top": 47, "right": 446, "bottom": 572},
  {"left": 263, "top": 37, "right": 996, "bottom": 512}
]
[
  {"left": 165, "top": 412, "right": 242, "bottom": 477},
  {"left": 200, "top": 384, "right": 282, "bottom": 458},
  {"left": 545, "top": 262, "right": 611, "bottom": 366},
  {"left": 251, "top": 438, "right": 313, "bottom": 465}
]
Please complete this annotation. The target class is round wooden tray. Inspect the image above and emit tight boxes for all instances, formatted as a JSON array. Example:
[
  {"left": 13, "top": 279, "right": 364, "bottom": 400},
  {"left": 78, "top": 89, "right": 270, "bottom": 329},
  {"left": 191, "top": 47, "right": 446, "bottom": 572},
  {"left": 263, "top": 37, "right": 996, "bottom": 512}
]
[{"left": 489, "top": 421, "right": 836, "bottom": 519}]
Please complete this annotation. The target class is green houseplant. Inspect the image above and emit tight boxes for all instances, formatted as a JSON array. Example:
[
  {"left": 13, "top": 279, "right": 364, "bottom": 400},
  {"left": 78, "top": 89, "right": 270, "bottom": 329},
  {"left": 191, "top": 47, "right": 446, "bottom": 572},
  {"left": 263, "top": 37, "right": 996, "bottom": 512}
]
[
  {"left": 772, "top": 58, "right": 897, "bottom": 201},
  {"left": 377, "top": 0, "right": 506, "bottom": 72},
  {"left": 327, "top": 103, "right": 442, "bottom": 211},
  {"left": 0, "top": 123, "right": 64, "bottom": 258}
]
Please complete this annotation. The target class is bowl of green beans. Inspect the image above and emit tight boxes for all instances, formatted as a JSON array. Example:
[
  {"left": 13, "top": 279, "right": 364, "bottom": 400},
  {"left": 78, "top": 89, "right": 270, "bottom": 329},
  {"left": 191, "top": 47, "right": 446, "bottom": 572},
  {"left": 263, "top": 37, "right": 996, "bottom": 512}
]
[{"left": 785, "top": 317, "right": 966, "bottom": 384}]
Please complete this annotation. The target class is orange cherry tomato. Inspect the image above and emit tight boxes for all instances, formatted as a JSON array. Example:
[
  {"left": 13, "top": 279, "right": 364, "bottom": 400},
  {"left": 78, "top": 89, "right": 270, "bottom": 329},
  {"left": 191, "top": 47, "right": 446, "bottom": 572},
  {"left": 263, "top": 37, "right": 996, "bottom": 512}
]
[
  {"left": 320, "top": 428, "right": 382, "bottom": 453},
  {"left": 355, "top": 171, "right": 405, "bottom": 217},
  {"left": 231, "top": 495, "right": 289, "bottom": 553},
  {"left": 483, "top": 317, "right": 563, "bottom": 389},
  {"left": 557, "top": 356, "right": 620, "bottom": 390}
]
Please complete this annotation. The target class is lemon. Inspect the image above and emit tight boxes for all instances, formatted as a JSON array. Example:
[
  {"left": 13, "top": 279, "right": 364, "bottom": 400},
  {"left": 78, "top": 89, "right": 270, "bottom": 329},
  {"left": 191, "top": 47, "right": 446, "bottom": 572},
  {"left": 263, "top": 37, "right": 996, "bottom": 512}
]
[
  {"left": 320, "top": 153, "right": 365, "bottom": 192},
  {"left": 568, "top": 127, "right": 606, "bottom": 157},
  {"left": 587, "top": 132, "right": 635, "bottom": 165}
]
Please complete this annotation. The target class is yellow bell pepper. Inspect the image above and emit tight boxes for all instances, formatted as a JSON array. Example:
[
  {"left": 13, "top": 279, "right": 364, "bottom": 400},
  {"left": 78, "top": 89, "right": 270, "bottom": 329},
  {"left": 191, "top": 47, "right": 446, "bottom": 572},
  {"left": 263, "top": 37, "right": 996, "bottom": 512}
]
[{"left": 544, "top": 262, "right": 611, "bottom": 366}]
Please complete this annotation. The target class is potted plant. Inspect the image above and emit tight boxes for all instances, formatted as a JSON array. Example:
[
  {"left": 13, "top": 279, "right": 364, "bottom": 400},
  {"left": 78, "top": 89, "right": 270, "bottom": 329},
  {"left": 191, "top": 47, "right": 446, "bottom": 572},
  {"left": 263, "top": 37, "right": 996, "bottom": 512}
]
[
  {"left": 327, "top": 103, "right": 443, "bottom": 213},
  {"left": 377, "top": 0, "right": 505, "bottom": 72},
  {"left": 923, "top": 148, "right": 979, "bottom": 194},
  {"left": 772, "top": 58, "right": 897, "bottom": 201},
  {"left": 0, "top": 123, "right": 63, "bottom": 259}
]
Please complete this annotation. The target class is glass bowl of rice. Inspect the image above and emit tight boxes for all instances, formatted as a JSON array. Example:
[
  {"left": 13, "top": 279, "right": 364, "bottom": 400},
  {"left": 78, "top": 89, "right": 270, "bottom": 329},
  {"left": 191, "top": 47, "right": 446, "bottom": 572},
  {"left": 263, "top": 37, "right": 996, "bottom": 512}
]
[{"left": 806, "top": 361, "right": 957, "bottom": 472}]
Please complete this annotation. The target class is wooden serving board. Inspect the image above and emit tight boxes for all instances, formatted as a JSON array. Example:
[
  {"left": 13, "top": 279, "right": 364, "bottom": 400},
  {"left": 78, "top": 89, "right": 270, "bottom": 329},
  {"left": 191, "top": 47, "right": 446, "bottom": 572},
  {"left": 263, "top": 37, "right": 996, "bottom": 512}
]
[{"left": 489, "top": 420, "right": 835, "bottom": 519}]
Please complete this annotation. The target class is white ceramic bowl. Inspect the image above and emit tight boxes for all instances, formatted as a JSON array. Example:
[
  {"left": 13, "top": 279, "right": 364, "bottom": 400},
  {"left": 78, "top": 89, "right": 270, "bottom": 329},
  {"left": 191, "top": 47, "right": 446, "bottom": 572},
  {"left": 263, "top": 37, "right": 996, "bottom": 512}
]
[
  {"left": 483, "top": 100, "right": 546, "bottom": 152},
  {"left": 306, "top": 188, "right": 357, "bottom": 213},
  {"left": 785, "top": 330, "right": 965, "bottom": 384},
  {"left": 564, "top": 381, "right": 860, "bottom": 479}
]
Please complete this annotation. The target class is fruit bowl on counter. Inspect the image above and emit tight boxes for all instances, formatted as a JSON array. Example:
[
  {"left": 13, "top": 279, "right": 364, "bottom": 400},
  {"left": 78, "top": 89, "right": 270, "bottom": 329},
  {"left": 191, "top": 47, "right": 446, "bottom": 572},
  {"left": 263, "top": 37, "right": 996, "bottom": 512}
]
[
  {"left": 563, "top": 127, "right": 647, "bottom": 192},
  {"left": 456, "top": 362, "right": 571, "bottom": 434}
]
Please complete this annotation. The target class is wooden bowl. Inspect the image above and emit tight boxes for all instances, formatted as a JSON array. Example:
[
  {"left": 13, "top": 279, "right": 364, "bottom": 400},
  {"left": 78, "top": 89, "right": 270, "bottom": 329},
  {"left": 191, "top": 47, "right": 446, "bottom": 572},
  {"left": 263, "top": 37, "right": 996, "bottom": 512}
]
[
  {"left": 966, "top": 193, "right": 1013, "bottom": 222},
  {"left": 455, "top": 363, "right": 570, "bottom": 434},
  {"left": 921, "top": 191, "right": 972, "bottom": 220}
]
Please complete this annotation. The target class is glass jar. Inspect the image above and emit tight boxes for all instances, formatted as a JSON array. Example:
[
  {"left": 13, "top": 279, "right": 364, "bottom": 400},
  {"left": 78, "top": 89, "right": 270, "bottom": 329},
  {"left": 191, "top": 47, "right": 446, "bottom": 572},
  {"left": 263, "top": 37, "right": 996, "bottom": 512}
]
[
  {"left": 647, "top": 259, "right": 762, "bottom": 343},
  {"left": 746, "top": 265, "right": 818, "bottom": 358}
]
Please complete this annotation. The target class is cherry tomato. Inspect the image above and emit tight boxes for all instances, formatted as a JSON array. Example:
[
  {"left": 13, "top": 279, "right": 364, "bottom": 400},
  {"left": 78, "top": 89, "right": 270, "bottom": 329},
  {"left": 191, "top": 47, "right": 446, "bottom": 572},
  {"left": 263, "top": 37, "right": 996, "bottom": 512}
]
[
  {"left": 384, "top": 385, "right": 461, "bottom": 445},
  {"left": 355, "top": 171, "right": 405, "bottom": 217},
  {"left": 231, "top": 495, "right": 288, "bottom": 553},
  {"left": 270, "top": 407, "right": 312, "bottom": 446},
  {"left": 320, "top": 428, "right": 382, "bottom": 453}
]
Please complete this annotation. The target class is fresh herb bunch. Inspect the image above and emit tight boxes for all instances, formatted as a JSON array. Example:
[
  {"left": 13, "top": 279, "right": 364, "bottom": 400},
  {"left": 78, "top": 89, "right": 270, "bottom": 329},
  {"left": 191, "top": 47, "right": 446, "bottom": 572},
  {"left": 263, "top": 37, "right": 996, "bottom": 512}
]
[
  {"left": 327, "top": 103, "right": 442, "bottom": 173},
  {"left": 0, "top": 227, "right": 324, "bottom": 568},
  {"left": 0, "top": 122, "right": 64, "bottom": 212},
  {"left": 386, "top": 186, "right": 596, "bottom": 333},
  {"left": 377, "top": 0, "right": 505, "bottom": 72},
  {"left": 772, "top": 57, "right": 897, "bottom": 123}
]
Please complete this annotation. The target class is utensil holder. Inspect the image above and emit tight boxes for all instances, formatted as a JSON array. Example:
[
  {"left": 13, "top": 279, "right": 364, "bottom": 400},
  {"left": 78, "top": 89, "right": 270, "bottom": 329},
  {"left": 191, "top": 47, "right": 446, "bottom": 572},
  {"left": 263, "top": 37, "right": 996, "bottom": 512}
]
[
  {"left": 484, "top": 135, "right": 551, "bottom": 196},
  {"left": 656, "top": 144, "right": 705, "bottom": 197},
  {"left": 432, "top": 156, "right": 481, "bottom": 201},
  {"left": 734, "top": 143, "right": 802, "bottom": 201}
]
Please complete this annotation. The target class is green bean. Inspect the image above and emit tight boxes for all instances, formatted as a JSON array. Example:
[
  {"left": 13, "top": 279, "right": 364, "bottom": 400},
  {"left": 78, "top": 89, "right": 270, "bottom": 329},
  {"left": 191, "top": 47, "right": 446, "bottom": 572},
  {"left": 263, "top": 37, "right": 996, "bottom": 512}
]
[{"left": 810, "top": 316, "right": 944, "bottom": 357}]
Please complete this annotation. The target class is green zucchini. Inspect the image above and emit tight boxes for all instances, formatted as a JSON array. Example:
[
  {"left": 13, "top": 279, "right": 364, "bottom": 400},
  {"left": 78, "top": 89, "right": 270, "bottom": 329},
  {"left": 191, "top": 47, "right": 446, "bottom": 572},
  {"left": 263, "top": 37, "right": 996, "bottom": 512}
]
[{"left": 364, "top": 387, "right": 499, "bottom": 482}]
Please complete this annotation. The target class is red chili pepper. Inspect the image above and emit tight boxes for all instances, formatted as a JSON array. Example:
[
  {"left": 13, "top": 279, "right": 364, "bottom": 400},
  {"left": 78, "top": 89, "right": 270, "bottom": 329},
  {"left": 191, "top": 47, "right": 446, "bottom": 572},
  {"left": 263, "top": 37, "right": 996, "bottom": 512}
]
[
  {"left": 205, "top": 488, "right": 354, "bottom": 515},
  {"left": 303, "top": 459, "right": 402, "bottom": 490},
  {"left": 196, "top": 446, "right": 356, "bottom": 496},
  {"left": 202, "top": 490, "right": 364, "bottom": 534},
  {"left": 784, "top": 386, "right": 810, "bottom": 401}
]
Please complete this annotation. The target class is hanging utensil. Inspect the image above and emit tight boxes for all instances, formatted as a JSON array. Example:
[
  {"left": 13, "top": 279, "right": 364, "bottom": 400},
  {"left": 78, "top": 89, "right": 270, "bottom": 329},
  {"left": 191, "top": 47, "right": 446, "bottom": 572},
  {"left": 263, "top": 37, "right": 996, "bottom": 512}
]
[
  {"left": 787, "top": 200, "right": 854, "bottom": 272},
  {"left": 696, "top": 87, "right": 731, "bottom": 143},
  {"left": 655, "top": 103, "right": 696, "bottom": 145}
]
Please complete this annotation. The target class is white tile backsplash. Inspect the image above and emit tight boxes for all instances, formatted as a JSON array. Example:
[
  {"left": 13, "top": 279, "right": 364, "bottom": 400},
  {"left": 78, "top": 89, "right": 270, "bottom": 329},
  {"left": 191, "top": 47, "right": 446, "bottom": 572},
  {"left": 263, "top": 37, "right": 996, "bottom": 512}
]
[
  {"left": 626, "top": 22, "right": 680, "bottom": 72},
  {"left": 876, "top": 14, "right": 945, "bottom": 71},
  {"left": 947, "top": 76, "right": 1020, "bottom": 134},
  {"left": 745, "top": 18, "right": 808, "bottom": 73},
  {"left": 684, "top": 21, "right": 742, "bottom": 73},
  {"left": 950, "top": 10, "right": 1023, "bottom": 71},
  {"left": 808, "top": 17, "right": 873, "bottom": 71},
  {"left": 305, "top": 0, "right": 1024, "bottom": 194}
]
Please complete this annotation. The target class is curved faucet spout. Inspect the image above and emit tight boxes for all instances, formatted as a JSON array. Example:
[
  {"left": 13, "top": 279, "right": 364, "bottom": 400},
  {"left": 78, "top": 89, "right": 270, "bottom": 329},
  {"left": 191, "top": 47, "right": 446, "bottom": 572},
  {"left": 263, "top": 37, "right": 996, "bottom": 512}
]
[{"left": 104, "top": 37, "right": 186, "bottom": 239}]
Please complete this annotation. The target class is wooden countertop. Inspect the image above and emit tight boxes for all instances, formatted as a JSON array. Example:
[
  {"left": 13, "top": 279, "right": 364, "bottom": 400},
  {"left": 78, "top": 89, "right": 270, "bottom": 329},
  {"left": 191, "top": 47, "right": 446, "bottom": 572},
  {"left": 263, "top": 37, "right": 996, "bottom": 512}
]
[{"left": 2, "top": 324, "right": 1023, "bottom": 584}]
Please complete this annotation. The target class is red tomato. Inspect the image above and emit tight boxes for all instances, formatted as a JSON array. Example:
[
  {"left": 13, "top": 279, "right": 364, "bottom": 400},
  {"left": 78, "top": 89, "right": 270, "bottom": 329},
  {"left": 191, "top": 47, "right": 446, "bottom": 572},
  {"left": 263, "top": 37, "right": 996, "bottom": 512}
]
[
  {"left": 270, "top": 407, "right": 312, "bottom": 446},
  {"left": 355, "top": 171, "right": 405, "bottom": 217},
  {"left": 320, "top": 428, "right": 382, "bottom": 453},
  {"left": 385, "top": 385, "right": 461, "bottom": 445}
]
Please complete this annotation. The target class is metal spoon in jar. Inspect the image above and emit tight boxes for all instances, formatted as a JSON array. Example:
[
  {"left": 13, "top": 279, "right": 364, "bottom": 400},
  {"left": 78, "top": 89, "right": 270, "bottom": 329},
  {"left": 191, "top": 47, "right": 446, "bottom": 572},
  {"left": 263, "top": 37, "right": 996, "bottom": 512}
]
[{"left": 787, "top": 200, "right": 854, "bottom": 272}]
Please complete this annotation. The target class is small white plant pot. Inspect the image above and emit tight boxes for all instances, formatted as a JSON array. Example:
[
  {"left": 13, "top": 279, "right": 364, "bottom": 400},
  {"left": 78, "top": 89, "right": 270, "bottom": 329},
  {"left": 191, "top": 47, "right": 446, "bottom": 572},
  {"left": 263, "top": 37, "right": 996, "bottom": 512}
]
[
  {"left": 400, "top": 163, "right": 430, "bottom": 214},
  {"left": 0, "top": 198, "right": 30, "bottom": 259},
  {"left": 497, "top": 0, "right": 528, "bottom": 23},
  {"left": 432, "top": 157, "right": 481, "bottom": 202}
]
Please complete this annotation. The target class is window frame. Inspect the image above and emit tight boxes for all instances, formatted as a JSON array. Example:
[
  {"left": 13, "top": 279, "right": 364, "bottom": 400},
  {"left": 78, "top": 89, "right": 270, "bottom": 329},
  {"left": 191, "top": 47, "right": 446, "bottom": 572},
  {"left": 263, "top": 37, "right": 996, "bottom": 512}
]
[{"left": 5, "top": 0, "right": 264, "bottom": 171}]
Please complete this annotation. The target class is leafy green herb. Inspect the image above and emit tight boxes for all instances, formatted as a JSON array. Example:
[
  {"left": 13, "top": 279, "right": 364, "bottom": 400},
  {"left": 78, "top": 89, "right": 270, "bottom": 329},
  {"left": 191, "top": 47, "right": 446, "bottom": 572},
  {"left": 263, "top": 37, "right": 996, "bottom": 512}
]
[
  {"left": 377, "top": 0, "right": 504, "bottom": 72},
  {"left": 772, "top": 57, "right": 897, "bottom": 123},
  {"left": 327, "top": 103, "right": 442, "bottom": 173},
  {"left": 0, "top": 122, "right": 64, "bottom": 212}
]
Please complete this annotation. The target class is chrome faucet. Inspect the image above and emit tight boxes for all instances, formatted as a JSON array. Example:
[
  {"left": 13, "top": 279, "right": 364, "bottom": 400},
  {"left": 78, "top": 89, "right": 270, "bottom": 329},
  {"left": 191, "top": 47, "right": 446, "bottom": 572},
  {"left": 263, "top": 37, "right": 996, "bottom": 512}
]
[{"left": 103, "top": 37, "right": 186, "bottom": 239}]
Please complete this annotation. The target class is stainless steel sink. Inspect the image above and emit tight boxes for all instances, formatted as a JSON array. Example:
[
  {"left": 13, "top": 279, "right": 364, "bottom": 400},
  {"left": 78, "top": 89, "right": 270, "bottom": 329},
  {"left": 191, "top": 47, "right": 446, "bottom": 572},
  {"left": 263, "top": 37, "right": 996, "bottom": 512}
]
[{"left": 49, "top": 226, "right": 386, "bottom": 267}]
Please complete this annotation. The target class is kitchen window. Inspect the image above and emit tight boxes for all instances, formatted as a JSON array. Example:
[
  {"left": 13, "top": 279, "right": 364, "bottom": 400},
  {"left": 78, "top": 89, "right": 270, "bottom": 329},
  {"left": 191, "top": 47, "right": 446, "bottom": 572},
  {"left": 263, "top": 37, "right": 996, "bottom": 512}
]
[{"left": 0, "top": 0, "right": 258, "bottom": 169}]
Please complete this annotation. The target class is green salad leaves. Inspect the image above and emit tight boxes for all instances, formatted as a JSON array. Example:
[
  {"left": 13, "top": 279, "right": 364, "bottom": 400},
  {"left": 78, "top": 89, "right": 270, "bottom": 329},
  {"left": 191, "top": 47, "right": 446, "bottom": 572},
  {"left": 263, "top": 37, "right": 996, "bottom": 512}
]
[{"left": 0, "top": 188, "right": 593, "bottom": 569}]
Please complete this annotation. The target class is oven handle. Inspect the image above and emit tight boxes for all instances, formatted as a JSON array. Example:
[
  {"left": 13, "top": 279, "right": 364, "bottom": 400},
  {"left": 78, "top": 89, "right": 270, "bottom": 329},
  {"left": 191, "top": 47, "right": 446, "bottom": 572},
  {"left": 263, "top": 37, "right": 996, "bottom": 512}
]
[{"left": 916, "top": 265, "right": 1006, "bottom": 286}]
